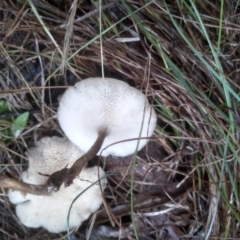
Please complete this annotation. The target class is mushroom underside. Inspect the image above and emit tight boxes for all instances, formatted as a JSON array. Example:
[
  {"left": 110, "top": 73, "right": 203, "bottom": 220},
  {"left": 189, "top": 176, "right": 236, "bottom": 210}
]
[{"left": 48, "top": 78, "right": 157, "bottom": 191}]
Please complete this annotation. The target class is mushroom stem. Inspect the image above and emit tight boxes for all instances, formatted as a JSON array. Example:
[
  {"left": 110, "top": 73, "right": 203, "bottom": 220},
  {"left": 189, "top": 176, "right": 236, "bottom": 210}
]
[
  {"left": 47, "top": 129, "right": 107, "bottom": 191},
  {"left": 0, "top": 174, "right": 48, "bottom": 196},
  {"left": 67, "top": 129, "right": 107, "bottom": 184}
]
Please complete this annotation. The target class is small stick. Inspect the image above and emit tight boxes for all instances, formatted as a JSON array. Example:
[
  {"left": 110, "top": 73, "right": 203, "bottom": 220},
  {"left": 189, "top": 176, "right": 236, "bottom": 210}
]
[
  {"left": 0, "top": 175, "right": 49, "bottom": 196},
  {"left": 0, "top": 130, "right": 107, "bottom": 194}
]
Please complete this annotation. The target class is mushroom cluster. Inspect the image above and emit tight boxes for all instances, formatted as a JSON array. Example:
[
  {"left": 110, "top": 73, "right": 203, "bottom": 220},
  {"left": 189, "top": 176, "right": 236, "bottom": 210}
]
[
  {"left": 5, "top": 77, "right": 157, "bottom": 234},
  {"left": 8, "top": 136, "right": 107, "bottom": 233}
]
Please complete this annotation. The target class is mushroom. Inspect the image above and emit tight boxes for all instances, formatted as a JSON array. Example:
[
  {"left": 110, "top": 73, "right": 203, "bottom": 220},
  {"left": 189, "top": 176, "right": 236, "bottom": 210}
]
[
  {"left": 49, "top": 77, "right": 157, "bottom": 189},
  {"left": 8, "top": 136, "right": 107, "bottom": 233}
]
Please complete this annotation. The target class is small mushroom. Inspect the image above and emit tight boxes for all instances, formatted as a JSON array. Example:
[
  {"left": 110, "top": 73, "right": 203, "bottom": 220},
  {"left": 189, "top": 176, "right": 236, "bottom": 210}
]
[
  {"left": 49, "top": 77, "right": 157, "bottom": 189},
  {"left": 8, "top": 136, "right": 107, "bottom": 233}
]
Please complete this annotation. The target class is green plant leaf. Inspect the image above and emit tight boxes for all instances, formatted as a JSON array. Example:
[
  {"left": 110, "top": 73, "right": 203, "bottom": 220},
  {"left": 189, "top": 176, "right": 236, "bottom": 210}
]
[
  {"left": 0, "top": 100, "right": 8, "bottom": 114},
  {"left": 11, "top": 112, "right": 29, "bottom": 138}
]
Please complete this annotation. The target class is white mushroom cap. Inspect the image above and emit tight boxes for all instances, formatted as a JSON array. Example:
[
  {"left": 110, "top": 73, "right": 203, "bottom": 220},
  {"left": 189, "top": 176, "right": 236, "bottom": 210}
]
[
  {"left": 58, "top": 78, "right": 157, "bottom": 157},
  {"left": 8, "top": 137, "right": 107, "bottom": 233},
  {"left": 23, "top": 136, "right": 84, "bottom": 185}
]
